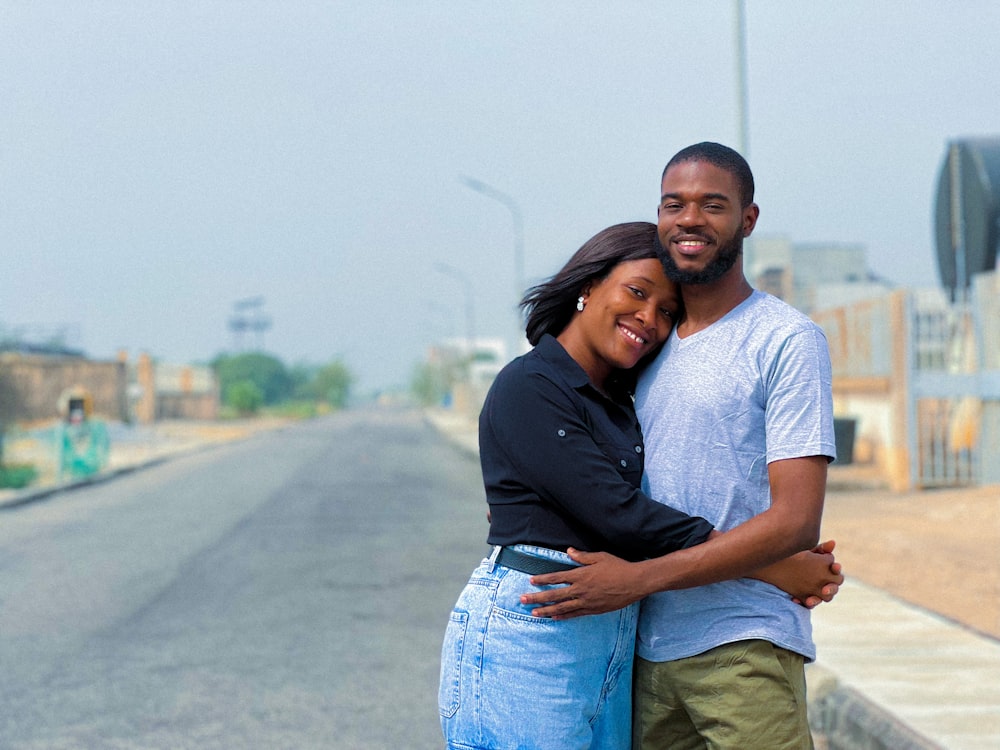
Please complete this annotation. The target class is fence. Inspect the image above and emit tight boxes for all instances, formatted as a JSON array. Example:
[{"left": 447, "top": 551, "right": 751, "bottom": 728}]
[{"left": 814, "top": 270, "right": 999, "bottom": 490}]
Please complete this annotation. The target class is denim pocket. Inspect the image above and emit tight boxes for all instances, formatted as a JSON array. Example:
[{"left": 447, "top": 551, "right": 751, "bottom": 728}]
[{"left": 438, "top": 609, "right": 469, "bottom": 718}]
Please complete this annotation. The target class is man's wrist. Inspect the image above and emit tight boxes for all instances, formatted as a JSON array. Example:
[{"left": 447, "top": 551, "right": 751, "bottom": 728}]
[{"left": 632, "top": 557, "right": 671, "bottom": 598}]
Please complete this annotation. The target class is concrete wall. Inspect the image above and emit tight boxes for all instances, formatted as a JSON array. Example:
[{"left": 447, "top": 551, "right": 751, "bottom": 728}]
[
  {"left": 156, "top": 392, "right": 219, "bottom": 420},
  {"left": 813, "top": 292, "right": 906, "bottom": 487},
  {"left": 0, "top": 353, "right": 128, "bottom": 422},
  {"left": 150, "top": 360, "right": 219, "bottom": 420},
  {"left": 0, "top": 352, "right": 220, "bottom": 426}
]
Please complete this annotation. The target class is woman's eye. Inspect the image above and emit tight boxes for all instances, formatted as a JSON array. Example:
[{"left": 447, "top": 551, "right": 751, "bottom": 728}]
[
  {"left": 661, "top": 309, "right": 675, "bottom": 321},
  {"left": 629, "top": 286, "right": 645, "bottom": 298}
]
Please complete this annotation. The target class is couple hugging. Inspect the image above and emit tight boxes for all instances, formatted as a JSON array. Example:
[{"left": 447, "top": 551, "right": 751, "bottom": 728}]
[{"left": 440, "top": 142, "right": 841, "bottom": 750}]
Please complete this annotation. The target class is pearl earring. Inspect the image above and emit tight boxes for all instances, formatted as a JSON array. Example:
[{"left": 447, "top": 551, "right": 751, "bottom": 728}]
[{"left": 576, "top": 296, "right": 585, "bottom": 312}]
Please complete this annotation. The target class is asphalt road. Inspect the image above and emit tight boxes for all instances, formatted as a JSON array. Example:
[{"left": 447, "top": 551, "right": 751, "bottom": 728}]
[{"left": 0, "top": 408, "right": 488, "bottom": 749}]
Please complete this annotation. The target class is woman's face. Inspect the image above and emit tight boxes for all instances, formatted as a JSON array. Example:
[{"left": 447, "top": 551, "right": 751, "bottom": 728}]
[{"left": 560, "top": 258, "right": 680, "bottom": 384}]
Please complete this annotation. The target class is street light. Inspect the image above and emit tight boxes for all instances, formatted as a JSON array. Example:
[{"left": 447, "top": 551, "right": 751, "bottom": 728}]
[
  {"left": 733, "top": 0, "right": 750, "bottom": 160},
  {"left": 433, "top": 262, "right": 476, "bottom": 360},
  {"left": 733, "top": 0, "right": 754, "bottom": 276},
  {"left": 459, "top": 175, "right": 525, "bottom": 358}
]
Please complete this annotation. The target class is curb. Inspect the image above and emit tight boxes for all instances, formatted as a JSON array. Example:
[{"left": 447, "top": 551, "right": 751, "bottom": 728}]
[
  {"left": 0, "top": 433, "right": 249, "bottom": 511},
  {"left": 807, "top": 665, "right": 942, "bottom": 750},
  {"left": 0, "top": 454, "right": 184, "bottom": 511}
]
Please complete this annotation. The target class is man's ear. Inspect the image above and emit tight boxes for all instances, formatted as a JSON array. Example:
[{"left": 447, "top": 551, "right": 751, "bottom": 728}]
[{"left": 743, "top": 203, "right": 760, "bottom": 237}]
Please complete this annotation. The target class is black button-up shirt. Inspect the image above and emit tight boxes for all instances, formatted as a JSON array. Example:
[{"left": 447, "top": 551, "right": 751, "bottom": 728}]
[{"left": 481, "top": 334, "right": 713, "bottom": 562}]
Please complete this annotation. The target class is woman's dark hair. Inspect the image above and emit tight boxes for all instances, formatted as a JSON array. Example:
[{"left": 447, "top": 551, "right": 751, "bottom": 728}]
[{"left": 521, "top": 221, "right": 659, "bottom": 346}]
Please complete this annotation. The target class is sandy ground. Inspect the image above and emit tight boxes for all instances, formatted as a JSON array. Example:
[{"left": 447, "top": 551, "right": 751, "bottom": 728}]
[{"left": 822, "top": 464, "right": 1000, "bottom": 641}]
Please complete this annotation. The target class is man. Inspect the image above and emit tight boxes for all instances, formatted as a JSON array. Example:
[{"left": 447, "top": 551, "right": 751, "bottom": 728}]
[{"left": 523, "top": 143, "right": 836, "bottom": 748}]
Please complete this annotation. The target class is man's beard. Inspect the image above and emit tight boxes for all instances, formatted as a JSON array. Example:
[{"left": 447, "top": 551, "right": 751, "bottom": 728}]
[{"left": 656, "top": 231, "right": 743, "bottom": 285}]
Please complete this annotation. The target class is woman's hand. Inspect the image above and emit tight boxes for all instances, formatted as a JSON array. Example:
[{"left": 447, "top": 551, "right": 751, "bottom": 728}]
[{"left": 752, "top": 539, "right": 843, "bottom": 608}]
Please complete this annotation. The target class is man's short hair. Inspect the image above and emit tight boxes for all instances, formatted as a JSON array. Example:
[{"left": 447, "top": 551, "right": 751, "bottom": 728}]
[{"left": 663, "top": 142, "right": 755, "bottom": 208}]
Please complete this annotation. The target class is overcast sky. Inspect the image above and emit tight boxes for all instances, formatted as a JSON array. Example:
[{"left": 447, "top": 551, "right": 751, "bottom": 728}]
[{"left": 3, "top": 1, "right": 999, "bottom": 392}]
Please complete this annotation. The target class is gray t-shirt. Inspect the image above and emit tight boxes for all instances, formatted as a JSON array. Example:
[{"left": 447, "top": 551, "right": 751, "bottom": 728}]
[{"left": 635, "top": 290, "right": 836, "bottom": 662}]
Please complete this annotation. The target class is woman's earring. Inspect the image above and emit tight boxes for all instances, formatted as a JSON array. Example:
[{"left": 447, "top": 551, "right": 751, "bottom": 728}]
[{"left": 576, "top": 296, "right": 585, "bottom": 312}]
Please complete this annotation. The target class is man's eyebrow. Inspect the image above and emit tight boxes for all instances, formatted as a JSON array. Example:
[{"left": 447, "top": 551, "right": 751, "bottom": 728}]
[{"left": 659, "top": 191, "right": 733, "bottom": 203}]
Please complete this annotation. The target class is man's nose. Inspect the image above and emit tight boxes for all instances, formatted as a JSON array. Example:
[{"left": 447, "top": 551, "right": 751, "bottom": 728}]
[{"left": 676, "top": 204, "right": 704, "bottom": 227}]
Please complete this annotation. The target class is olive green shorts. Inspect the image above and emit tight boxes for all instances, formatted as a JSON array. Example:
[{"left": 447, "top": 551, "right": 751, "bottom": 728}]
[{"left": 632, "top": 639, "right": 814, "bottom": 750}]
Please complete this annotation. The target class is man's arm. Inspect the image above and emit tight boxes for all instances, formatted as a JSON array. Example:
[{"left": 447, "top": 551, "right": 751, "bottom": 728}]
[
  {"left": 751, "top": 539, "right": 842, "bottom": 605},
  {"left": 521, "top": 455, "right": 829, "bottom": 618}
]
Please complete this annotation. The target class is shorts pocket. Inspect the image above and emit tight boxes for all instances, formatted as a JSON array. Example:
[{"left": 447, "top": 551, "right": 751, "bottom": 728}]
[{"left": 438, "top": 609, "right": 469, "bottom": 718}]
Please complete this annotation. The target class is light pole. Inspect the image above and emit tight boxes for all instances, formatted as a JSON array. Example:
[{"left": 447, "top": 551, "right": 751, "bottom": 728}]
[
  {"left": 459, "top": 175, "right": 525, "bottom": 359},
  {"left": 733, "top": 0, "right": 754, "bottom": 277},
  {"left": 734, "top": 0, "right": 750, "bottom": 160}
]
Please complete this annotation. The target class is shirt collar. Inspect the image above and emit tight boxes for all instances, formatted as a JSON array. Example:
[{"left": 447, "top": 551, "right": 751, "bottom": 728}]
[
  {"left": 535, "top": 334, "right": 590, "bottom": 389},
  {"left": 535, "top": 334, "right": 631, "bottom": 402}
]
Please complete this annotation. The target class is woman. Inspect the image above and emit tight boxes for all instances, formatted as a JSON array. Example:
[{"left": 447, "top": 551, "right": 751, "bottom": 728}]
[{"left": 439, "top": 222, "right": 838, "bottom": 750}]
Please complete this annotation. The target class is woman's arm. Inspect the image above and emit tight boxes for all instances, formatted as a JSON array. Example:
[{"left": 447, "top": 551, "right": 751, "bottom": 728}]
[{"left": 521, "top": 455, "right": 841, "bottom": 617}]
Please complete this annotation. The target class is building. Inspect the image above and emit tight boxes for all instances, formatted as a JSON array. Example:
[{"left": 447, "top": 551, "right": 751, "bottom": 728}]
[{"left": 747, "top": 236, "right": 893, "bottom": 314}]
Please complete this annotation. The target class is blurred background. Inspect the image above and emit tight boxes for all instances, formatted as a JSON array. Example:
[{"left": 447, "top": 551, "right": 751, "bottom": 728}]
[
  {"left": 1, "top": 4, "right": 998, "bottom": 747},
  {"left": 1, "top": 2, "right": 996, "bottom": 379},
  {"left": 5, "top": 0, "right": 998, "bottom": 491}
]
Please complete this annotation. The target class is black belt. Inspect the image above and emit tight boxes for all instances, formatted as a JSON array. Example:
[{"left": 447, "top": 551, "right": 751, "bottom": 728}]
[{"left": 494, "top": 546, "right": 579, "bottom": 576}]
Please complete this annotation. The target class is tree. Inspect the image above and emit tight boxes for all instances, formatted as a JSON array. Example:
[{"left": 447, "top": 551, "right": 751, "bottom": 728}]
[
  {"left": 313, "top": 360, "right": 353, "bottom": 409},
  {"left": 288, "top": 363, "right": 317, "bottom": 400},
  {"left": 411, "top": 361, "right": 448, "bottom": 407},
  {"left": 213, "top": 353, "right": 292, "bottom": 406}
]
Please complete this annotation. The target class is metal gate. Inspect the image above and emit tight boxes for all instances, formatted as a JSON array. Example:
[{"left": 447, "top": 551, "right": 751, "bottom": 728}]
[
  {"left": 815, "top": 270, "right": 999, "bottom": 490},
  {"left": 907, "top": 272, "right": 1000, "bottom": 487}
]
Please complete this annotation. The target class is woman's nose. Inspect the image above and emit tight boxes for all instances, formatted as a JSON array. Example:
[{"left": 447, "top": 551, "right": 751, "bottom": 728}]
[{"left": 634, "top": 303, "right": 656, "bottom": 336}]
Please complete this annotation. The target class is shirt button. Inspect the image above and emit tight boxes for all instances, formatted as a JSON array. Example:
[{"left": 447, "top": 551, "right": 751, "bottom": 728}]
[
  {"left": 620, "top": 459, "right": 627, "bottom": 468},
  {"left": 557, "top": 429, "right": 566, "bottom": 437},
  {"left": 634, "top": 445, "right": 642, "bottom": 453}
]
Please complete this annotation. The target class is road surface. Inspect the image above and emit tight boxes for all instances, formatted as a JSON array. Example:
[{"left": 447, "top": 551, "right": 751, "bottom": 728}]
[{"left": 0, "top": 408, "right": 486, "bottom": 749}]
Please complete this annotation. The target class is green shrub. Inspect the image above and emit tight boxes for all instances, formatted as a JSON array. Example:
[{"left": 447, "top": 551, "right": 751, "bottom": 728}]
[
  {"left": 0, "top": 463, "right": 38, "bottom": 489},
  {"left": 225, "top": 380, "right": 264, "bottom": 416}
]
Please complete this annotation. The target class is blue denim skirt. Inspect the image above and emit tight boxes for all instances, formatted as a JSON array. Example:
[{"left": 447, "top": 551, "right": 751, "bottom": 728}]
[{"left": 439, "top": 545, "right": 638, "bottom": 750}]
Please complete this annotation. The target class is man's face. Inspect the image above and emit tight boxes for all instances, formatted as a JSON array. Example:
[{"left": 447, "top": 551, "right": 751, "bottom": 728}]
[{"left": 656, "top": 160, "right": 758, "bottom": 285}]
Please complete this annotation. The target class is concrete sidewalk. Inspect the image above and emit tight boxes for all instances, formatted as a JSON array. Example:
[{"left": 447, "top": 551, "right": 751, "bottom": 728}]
[
  {"left": 808, "top": 580, "right": 1000, "bottom": 749},
  {"left": 424, "top": 407, "right": 1000, "bottom": 750},
  {"left": 0, "top": 418, "right": 291, "bottom": 510}
]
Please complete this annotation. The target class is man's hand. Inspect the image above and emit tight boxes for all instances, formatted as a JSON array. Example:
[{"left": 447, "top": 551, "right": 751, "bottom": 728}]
[
  {"left": 754, "top": 539, "right": 844, "bottom": 609},
  {"left": 519, "top": 548, "right": 647, "bottom": 619},
  {"left": 799, "top": 539, "right": 843, "bottom": 608}
]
